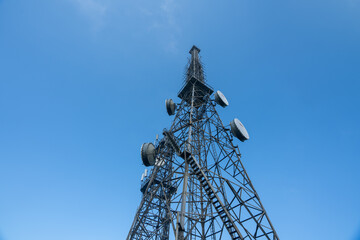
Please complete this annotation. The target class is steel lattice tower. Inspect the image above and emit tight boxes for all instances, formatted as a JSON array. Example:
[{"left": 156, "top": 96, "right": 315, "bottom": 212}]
[{"left": 127, "top": 46, "right": 279, "bottom": 240}]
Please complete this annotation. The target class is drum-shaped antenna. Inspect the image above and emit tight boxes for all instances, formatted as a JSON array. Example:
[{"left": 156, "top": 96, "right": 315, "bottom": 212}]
[
  {"left": 165, "top": 99, "right": 176, "bottom": 115},
  {"left": 230, "top": 118, "right": 249, "bottom": 142},
  {"left": 214, "top": 90, "right": 229, "bottom": 107},
  {"left": 140, "top": 143, "right": 156, "bottom": 166}
]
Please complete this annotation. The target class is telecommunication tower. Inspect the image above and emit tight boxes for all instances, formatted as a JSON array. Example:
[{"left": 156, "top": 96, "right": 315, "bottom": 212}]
[{"left": 127, "top": 46, "right": 279, "bottom": 240}]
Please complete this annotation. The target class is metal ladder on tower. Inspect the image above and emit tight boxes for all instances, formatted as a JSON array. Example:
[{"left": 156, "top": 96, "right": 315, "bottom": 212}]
[
  {"left": 164, "top": 129, "right": 243, "bottom": 240},
  {"left": 183, "top": 152, "right": 243, "bottom": 240}
]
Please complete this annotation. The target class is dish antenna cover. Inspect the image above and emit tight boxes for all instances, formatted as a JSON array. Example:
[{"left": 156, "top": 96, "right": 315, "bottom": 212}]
[
  {"left": 214, "top": 90, "right": 229, "bottom": 107},
  {"left": 140, "top": 143, "right": 156, "bottom": 166},
  {"left": 165, "top": 99, "right": 176, "bottom": 115},
  {"left": 230, "top": 118, "right": 249, "bottom": 142}
]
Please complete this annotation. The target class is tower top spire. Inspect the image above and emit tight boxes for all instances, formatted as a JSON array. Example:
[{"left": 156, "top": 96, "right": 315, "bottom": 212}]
[
  {"left": 186, "top": 45, "right": 204, "bottom": 83},
  {"left": 178, "top": 45, "right": 213, "bottom": 105},
  {"left": 189, "top": 45, "right": 200, "bottom": 55}
]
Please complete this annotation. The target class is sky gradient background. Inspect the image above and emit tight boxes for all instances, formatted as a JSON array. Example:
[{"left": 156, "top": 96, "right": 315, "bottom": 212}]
[{"left": 1, "top": 0, "right": 360, "bottom": 239}]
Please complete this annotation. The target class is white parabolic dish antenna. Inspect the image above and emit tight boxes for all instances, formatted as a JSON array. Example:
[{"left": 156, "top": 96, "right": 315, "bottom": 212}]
[
  {"left": 140, "top": 143, "right": 156, "bottom": 166},
  {"left": 165, "top": 99, "right": 176, "bottom": 115},
  {"left": 230, "top": 118, "right": 249, "bottom": 142},
  {"left": 214, "top": 90, "right": 229, "bottom": 107}
]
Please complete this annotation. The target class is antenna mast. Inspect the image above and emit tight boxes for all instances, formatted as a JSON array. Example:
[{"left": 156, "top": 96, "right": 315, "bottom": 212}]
[{"left": 127, "top": 46, "right": 279, "bottom": 240}]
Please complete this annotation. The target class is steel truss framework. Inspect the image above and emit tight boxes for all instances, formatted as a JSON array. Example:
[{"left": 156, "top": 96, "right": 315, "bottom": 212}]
[{"left": 127, "top": 46, "right": 279, "bottom": 240}]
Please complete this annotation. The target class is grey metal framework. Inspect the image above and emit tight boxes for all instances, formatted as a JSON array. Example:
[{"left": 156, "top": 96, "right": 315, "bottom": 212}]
[{"left": 127, "top": 46, "right": 279, "bottom": 240}]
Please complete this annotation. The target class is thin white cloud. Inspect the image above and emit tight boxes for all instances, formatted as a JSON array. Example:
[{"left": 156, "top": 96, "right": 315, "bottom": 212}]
[
  {"left": 71, "top": 0, "right": 107, "bottom": 30},
  {"left": 161, "top": 0, "right": 176, "bottom": 25},
  {"left": 165, "top": 37, "right": 178, "bottom": 53},
  {"left": 139, "top": 7, "right": 153, "bottom": 17},
  {"left": 161, "top": 0, "right": 180, "bottom": 53},
  {"left": 140, "top": 0, "right": 181, "bottom": 53}
]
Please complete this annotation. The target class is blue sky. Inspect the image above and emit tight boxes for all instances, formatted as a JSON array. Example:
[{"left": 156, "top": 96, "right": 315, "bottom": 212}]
[{"left": 0, "top": 0, "right": 360, "bottom": 239}]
